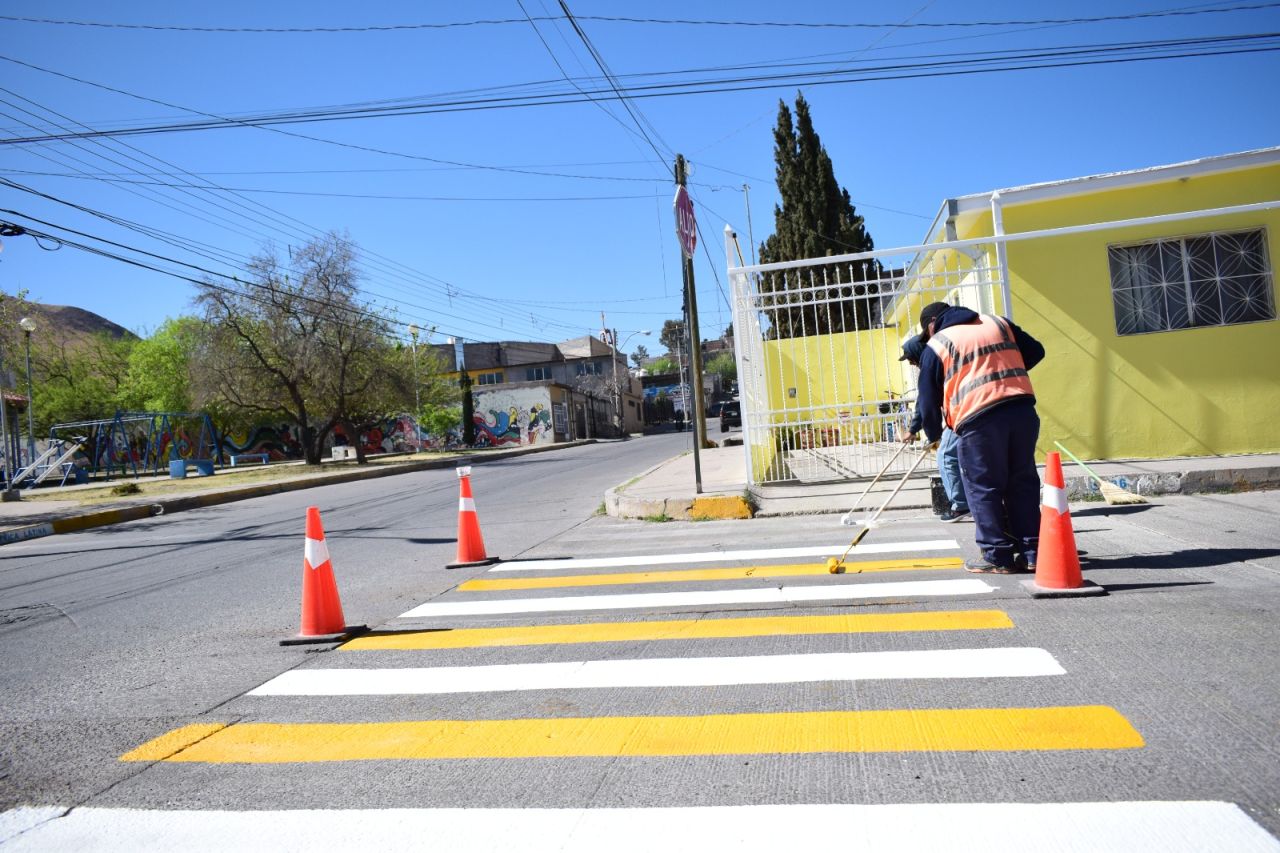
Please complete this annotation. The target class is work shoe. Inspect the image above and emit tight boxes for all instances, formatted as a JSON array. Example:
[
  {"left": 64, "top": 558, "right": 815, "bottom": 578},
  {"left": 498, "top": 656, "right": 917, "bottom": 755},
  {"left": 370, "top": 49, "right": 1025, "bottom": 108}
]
[
  {"left": 938, "top": 507, "right": 971, "bottom": 523},
  {"left": 964, "top": 558, "right": 1027, "bottom": 574}
]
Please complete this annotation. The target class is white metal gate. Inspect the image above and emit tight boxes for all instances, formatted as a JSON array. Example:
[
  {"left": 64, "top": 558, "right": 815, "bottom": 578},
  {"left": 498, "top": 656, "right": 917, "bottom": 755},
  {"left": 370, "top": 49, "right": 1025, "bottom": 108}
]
[{"left": 725, "top": 230, "right": 1007, "bottom": 487}]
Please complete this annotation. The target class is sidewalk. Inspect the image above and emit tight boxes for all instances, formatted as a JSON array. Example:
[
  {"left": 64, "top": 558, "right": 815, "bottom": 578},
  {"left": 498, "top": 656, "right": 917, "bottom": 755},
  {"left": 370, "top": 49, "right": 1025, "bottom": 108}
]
[
  {"left": 606, "top": 441, "right": 1280, "bottom": 520},
  {"left": 0, "top": 440, "right": 597, "bottom": 545}
]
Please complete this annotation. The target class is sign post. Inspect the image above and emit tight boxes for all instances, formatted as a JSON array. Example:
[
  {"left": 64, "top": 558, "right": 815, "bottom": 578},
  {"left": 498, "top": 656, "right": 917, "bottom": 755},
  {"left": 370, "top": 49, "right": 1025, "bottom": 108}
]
[{"left": 673, "top": 155, "right": 705, "bottom": 494}]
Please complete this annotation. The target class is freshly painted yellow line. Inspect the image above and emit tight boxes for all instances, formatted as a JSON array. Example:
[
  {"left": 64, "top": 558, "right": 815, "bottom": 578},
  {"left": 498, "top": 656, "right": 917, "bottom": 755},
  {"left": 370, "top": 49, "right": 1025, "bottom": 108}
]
[
  {"left": 342, "top": 610, "right": 1013, "bottom": 651},
  {"left": 122, "top": 707, "right": 1142, "bottom": 763},
  {"left": 458, "top": 557, "right": 963, "bottom": 592},
  {"left": 118, "top": 723, "right": 226, "bottom": 762}
]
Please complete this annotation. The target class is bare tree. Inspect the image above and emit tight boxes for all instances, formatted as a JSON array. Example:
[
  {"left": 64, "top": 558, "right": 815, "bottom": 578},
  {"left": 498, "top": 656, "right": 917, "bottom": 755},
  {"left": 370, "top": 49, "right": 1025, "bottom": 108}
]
[{"left": 193, "top": 233, "right": 411, "bottom": 465}]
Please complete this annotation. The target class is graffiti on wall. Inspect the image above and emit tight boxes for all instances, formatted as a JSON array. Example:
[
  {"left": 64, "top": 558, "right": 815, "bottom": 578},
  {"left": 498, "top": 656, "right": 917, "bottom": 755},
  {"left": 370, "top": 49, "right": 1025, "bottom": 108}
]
[
  {"left": 219, "top": 424, "right": 305, "bottom": 461},
  {"left": 472, "top": 387, "right": 554, "bottom": 447}
]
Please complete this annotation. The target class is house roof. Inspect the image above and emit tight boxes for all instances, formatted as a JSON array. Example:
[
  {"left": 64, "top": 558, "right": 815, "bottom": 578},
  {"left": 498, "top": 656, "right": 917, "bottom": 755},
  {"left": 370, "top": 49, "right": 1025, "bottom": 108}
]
[
  {"left": 949, "top": 145, "right": 1280, "bottom": 217},
  {"left": 428, "top": 336, "right": 615, "bottom": 371}
]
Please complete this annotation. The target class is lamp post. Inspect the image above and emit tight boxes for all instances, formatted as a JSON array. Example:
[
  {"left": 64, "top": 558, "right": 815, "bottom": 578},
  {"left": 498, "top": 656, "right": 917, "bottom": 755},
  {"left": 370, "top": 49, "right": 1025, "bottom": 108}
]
[
  {"left": 611, "top": 329, "right": 650, "bottom": 438},
  {"left": 18, "top": 317, "right": 35, "bottom": 466},
  {"left": 407, "top": 324, "right": 420, "bottom": 450}
]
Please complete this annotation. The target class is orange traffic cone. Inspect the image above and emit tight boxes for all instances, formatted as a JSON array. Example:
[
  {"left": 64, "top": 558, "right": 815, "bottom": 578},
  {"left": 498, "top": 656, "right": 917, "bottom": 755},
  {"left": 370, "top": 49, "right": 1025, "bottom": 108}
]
[
  {"left": 1022, "top": 452, "right": 1105, "bottom": 598},
  {"left": 281, "top": 507, "right": 367, "bottom": 645},
  {"left": 446, "top": 466, "right": 498, "bottom": 569}
]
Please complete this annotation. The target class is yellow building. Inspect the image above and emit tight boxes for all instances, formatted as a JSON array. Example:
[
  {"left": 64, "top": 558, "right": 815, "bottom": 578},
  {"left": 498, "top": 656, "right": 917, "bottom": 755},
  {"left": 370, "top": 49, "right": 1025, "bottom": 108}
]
[
  {"left": 734, "top": 147, "right": 1279, "bottom": 485},
  {"left": 912, "top": 146, "right": 1280, "bottom": 461}
]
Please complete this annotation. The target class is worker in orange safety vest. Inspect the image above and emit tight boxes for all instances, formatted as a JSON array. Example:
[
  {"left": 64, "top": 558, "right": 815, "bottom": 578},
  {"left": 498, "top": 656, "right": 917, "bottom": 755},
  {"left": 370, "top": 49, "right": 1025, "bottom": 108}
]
[{"left": 916, "top": 301, "right": 1046, "bottom": 574}]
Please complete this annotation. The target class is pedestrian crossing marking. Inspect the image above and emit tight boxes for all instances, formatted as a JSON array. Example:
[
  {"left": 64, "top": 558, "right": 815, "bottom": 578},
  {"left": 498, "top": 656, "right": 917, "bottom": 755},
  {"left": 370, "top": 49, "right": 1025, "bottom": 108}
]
[
  {"left": 249, "top": 648, "right": 1063, "bottom": 696},
  {"left": 9, "top": 802, "right": 1276, "bottom": 852},
  {"left": 399, "top": 578, "right": 994, "bottom": 618},
  {"left": 342, "top": 610, "right": 1014, "bottom": 651},
  {"left": 492, "top": 540, "right": 960, "bottom": 572},
  {"left": 460, "top": 557, "right": 963, "bottom": 592},
  {"left": 121, "top": 706, "right": 1143, "bottom": 763}
]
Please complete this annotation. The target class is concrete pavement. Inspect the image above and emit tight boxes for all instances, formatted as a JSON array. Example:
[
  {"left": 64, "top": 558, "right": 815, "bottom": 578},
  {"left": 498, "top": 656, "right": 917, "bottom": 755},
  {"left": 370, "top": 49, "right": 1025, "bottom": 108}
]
[
  {"left": 606, "top": 434, "right": 1280, "bottom": 519},
  {"left": 0, "top": 439, "right": 598, "bottom": 545},
  {"left": 5, "top": 431, "right": 1278, "bottom": 536}
]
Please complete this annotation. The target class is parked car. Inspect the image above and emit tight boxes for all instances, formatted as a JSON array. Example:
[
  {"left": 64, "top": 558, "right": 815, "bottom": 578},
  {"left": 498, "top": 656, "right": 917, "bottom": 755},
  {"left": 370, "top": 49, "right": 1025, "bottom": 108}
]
[{"left": 719, "top": 400, "right": 741, "bottom": 433}]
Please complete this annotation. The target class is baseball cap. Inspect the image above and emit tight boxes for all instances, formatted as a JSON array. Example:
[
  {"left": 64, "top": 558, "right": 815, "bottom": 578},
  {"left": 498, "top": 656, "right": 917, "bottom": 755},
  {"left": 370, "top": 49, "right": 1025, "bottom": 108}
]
[
  {"left": 918, "top": 302, "right": 950, "bottom": 337},
  {"left": 898, "top": 335, "right": 926, "bottom": 363}
]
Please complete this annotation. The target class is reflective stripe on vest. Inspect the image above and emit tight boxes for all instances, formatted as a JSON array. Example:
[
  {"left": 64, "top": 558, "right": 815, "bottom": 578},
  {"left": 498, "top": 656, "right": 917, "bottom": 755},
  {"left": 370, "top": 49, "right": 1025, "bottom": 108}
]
[{"left": 926, "top": 315, "right": 1034, "bottom": 429}]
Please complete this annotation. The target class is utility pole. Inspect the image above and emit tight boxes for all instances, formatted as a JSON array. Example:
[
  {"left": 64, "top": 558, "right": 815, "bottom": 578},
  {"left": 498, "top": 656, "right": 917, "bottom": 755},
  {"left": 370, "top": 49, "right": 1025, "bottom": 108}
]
[{"left": 675, "top": 154, "right": 706, "bottom": 493}]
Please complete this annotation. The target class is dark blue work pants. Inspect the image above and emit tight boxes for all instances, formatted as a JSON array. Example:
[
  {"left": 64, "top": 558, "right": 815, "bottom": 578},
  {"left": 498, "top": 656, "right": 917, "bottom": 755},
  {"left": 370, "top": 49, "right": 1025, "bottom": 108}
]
[{"left": 955, "top": 399, "right": 1040, "bottom": 568}]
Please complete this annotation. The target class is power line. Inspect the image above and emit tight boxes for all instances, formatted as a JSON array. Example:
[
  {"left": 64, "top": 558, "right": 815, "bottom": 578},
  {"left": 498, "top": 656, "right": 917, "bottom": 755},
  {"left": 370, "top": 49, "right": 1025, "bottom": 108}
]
[
  {"left": 0, "top": 87, "right": 621, "bottom": 341},
  {"left": 556, "top": 0, "right": 672, "bottom": 167},
  {"left": 4, "top": 32, "right": 1276, "bottom": 145},
  {"left": 1, "top": 172, "right": 666, "bottom": 201},
  {"left": 1, "top": 4, "right": 1275, "bottom": 32}
]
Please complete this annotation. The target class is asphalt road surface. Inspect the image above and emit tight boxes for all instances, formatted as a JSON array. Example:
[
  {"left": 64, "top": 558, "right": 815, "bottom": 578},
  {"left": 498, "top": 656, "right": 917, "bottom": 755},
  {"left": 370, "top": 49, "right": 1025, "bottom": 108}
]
[{"left": 2, "top": 435, "right": 1278, "bottom": 851}]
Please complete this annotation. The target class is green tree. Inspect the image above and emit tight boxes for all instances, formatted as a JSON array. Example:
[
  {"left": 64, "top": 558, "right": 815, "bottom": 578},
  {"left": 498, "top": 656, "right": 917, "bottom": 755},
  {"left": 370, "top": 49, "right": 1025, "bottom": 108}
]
[
  {"left": 630, "top": 344, "right": 650, "bottom": 369},
  {"left": 32, "top": 332, "right": 134, "bottom": 430},
  {"left": 758, "top": 93, "right": 880, "bottom": 337},
  {"left": 705, "top": 351, "right": 737, "bottom": 384},
  {"left": 659, "top": 319, "right": 686, "bottom": 355},
  {"left": 647, "top": 355, "right": 678, "bottom": 375},
  {"left": 118, "top": 316, "right": 203, "bottom": 413}
]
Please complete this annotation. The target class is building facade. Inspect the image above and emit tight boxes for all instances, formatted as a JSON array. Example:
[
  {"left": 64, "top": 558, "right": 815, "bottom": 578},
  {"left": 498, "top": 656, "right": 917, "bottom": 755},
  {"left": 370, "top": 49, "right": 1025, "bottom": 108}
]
[{"left": 431, "top": 335, "right": 644, "bottom": 441}]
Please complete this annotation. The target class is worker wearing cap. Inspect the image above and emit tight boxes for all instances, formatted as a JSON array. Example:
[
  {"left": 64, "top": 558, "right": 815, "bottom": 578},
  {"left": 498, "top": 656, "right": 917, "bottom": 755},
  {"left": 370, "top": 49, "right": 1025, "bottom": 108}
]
[
  {"left": 916, "top": 301, "right": 1045, "bottom": 573},
  {"left": 899, "top": 335, "right": 969, "bottom": 523}
]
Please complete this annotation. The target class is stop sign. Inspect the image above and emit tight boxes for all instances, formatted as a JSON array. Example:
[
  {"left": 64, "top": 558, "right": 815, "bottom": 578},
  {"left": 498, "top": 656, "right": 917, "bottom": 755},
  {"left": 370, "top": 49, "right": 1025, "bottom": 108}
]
[{"left": 673, "top": 185, "right": 697, "bottom": 259}]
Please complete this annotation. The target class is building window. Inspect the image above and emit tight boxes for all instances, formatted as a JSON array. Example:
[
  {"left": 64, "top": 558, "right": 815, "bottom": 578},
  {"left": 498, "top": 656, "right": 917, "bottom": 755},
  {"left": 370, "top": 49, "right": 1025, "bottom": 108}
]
[
  {"left": 1108, "top": 229, "right": 1274, "bottom": 336},
  {"left": 477, "top": 372, "right": 504, "bottom": 385},
  {"left": 525, "top": 367, "right": 549, "bottom": 381},
  {"left": 576, "top": 361, "right": 603, "bottom": 376}
]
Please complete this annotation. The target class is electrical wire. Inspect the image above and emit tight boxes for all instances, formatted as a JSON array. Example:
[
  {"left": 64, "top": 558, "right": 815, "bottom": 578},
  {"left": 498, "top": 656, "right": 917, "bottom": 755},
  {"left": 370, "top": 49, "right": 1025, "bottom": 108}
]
[
  {"left": 4, "top": 32, "right": 1276, "bottom": 145},
  {"left": 1, "top": 3, "right": 1275, "bottom": 32}
]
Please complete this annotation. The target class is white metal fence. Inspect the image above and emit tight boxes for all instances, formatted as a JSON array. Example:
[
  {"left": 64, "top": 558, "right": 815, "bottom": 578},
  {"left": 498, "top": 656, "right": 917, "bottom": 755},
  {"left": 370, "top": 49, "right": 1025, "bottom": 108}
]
[{"left": 725, "top": 231, "right": 1007, "bottom": 487}]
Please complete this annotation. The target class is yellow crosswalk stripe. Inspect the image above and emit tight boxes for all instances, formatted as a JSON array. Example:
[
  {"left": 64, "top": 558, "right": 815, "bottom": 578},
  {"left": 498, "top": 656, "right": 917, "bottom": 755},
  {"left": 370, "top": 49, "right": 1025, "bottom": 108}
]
[
  {"left": 122, "top": 706, "right": 1143, "bottom": 763},
  {"left": 459, "top": 557, "right": 963, "bottom": 591},
  {"left": 342, "top": 610, "right": 1013, "bottom": 651}
]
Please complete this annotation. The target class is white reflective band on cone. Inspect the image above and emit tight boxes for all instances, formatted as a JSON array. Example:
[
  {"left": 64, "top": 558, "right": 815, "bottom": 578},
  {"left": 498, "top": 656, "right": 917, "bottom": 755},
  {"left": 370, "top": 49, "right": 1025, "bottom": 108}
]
[
  {"left": 1042, "top": 483, "right": 1068, "bottom": 515},
  {"left": 459, "top": 497, "right": 476, "bottom": 513},
  {"left": 456, "top": 466, "right": 471, "bottom": 478},
  {"left": 304, "top": 536, "right": 330, "bottom": 570}
]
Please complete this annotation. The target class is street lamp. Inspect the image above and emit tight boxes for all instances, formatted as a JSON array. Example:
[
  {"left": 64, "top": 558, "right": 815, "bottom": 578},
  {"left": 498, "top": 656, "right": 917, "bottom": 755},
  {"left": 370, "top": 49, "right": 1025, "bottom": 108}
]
[
  {"left": 18, "top": 317, "right": 35, "bottom": 466},
  {"left": 611, "top": 328, "right": 650, "bottom": 437},
  {"left": 407, "top": 324, "right": 420, "bottom": 451}
]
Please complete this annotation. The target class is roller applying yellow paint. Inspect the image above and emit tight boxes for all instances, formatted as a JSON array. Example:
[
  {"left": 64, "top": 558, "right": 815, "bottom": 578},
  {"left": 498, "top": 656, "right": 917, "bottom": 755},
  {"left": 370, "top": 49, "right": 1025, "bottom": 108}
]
[{"left": 829, "top": 443, "right": 936, "bottom": 574}]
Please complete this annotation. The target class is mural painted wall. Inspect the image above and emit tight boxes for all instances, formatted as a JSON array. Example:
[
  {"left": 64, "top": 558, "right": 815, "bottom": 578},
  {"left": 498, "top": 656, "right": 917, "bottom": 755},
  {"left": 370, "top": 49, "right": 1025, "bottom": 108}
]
[{"left": 472, "top": 386, "right": 555, "bottom": 447}]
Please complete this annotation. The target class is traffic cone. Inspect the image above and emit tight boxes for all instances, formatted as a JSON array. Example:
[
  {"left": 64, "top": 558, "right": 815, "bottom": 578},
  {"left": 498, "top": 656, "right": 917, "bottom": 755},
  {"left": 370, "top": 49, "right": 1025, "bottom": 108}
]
[
  {"left": 1022, "top": 452, "right": 1106, "bottom": 598},
  {"left": 281, "top": 507, "right": 367, "bottom": 645},
  {"left": 446, "top": 466, "right": 498, "bottom": 569}
]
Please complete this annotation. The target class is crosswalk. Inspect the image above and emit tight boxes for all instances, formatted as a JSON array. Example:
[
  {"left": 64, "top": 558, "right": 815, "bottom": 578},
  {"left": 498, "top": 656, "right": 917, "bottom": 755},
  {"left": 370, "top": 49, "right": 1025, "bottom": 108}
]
[{"left": 8, "top": 537, "right": 1278, "bottom": 851}]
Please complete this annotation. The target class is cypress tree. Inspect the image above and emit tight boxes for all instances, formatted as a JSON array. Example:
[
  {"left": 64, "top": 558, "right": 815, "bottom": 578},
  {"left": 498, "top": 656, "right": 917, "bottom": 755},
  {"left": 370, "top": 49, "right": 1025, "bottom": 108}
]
[{"left": 759, "top": 94, "right": 881, "bottom": 338}]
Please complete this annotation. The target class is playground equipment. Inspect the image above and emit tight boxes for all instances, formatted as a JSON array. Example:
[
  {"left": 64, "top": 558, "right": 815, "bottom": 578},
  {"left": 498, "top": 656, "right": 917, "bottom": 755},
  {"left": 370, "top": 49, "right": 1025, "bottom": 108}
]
[
  {"left": 8, "top": 437, "right": 88, "bottom": 489},
  {"left": 49, "top": 411, "right": 220, "bottom": 481}
]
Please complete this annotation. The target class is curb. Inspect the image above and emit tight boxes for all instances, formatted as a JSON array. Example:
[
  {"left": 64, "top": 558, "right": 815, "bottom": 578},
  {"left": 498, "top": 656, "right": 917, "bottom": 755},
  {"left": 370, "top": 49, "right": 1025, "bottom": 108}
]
[
  {"left": 605, "top": 461, "right": 1280, "bottom": 522},
  {"left": 605, "top": 458, "right": 754, "bottom": 521},
  {"left": 0, "top": 440, "right": 597, "bottom": 546}
]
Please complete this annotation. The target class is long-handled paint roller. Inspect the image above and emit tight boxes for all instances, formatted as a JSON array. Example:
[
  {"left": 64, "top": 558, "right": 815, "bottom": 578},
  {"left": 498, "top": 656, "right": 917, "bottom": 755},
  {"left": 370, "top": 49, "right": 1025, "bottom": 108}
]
[
  {"left": 828, "top": 443, "right": 936, "bottom": 573},
  {"left": 839, "top": 438, "right": 915, "bottom": 526},
  {"left": 1054, "top": 440, "right": 1147, "bottom": 506}
]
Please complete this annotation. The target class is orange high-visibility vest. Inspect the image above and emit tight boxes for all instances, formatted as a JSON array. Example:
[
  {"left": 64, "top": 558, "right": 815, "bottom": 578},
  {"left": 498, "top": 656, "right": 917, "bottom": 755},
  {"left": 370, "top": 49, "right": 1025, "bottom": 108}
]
[{"left": 926, "top": 314, "right": 1034, "bottom": 430}]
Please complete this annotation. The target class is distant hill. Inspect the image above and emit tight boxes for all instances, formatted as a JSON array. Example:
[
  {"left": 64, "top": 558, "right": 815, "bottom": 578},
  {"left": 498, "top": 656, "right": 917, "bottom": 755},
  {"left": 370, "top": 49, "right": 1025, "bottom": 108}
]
[{"left": 21, "top": 303, "right": 139, "bottom": 344}]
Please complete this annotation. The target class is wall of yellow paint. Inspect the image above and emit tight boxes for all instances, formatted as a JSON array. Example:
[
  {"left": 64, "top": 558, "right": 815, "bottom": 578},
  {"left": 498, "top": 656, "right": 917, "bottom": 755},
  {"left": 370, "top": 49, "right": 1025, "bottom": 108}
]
[{"left": 999, "top": 162, "right": 1280, "bottom": 459}]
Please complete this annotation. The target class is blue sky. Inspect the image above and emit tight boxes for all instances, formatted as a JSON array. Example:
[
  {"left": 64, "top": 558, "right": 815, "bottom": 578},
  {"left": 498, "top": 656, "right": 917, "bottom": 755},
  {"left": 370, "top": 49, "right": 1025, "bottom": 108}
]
[{"left": 1, "top": 1, "right": 1277, "bottom": 353}]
